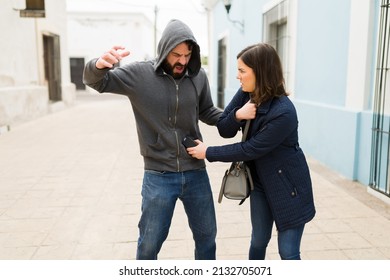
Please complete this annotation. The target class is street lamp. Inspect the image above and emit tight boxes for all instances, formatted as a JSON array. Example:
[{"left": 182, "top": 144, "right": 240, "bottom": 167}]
[{"left": 222, "top": 0, "right": 244, "bottom": 33}]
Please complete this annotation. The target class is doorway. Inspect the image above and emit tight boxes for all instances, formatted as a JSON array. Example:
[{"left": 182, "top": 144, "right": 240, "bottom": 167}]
[
  {"left": 217, "top": 37, "right": 227, "bottom": 108},
  {"left": 43, "top": 33, "right": 62, "bottom": 102},
  {"left": 70, "top": 57, "right": 86, "bottom": 90}
]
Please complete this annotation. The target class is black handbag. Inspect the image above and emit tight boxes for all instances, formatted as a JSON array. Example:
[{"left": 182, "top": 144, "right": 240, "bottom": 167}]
[{"left": 218, "top": 120, "right": 254, "bottom": 205}]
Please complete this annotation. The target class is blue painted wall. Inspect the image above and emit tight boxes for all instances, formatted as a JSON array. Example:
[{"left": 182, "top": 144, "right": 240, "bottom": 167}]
[
  {"left": 295, "top": 0, "right": 351, "bottom": 105},
  {"left": 294, "top": 0, "right": 376, "bottom": 185},
  {"left": 294, "top": 101, "right": 360, "bottom": 180},
  {"left": 210, "top": 0, "right": 268, "bottom": 104},
  {"left": 209, "top": 0, "right": 379, "bottom": 186}
]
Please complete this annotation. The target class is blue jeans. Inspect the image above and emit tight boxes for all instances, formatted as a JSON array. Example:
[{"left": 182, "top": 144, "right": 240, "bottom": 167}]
[
  {"left": 136, "top": 168, "right": 217, "bottom": 260},
  {"left": 249, "top": 187, "right": 305, "bottom": 260}
]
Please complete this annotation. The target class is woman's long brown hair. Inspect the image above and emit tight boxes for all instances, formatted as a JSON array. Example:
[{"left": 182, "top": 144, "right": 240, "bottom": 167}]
[{"left": 237, "top": 43, "right": 288, "bottom": 105}]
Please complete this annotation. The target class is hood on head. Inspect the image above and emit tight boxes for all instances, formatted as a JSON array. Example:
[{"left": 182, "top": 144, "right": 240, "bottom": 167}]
[{"left": 155, "top": 19, "right": 201, "bottom": 76}]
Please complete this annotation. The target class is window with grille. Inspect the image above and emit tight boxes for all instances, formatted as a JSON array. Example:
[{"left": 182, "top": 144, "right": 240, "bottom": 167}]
[
  {"left": 263, "top": 0, "right": 290, "bottom": 89},
  {"left": 370, "top": 0, "right": 390, "bottom": 197}
]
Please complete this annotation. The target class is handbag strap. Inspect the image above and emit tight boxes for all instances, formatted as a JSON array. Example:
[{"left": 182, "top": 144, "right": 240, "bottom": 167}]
[{"left": 242, "top": 119, "right": 251, "bottom": 141}]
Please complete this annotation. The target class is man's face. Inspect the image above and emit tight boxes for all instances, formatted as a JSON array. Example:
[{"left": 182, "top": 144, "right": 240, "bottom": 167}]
[{"left": 164, "top": 42, "right": 192, "bottom": 79}]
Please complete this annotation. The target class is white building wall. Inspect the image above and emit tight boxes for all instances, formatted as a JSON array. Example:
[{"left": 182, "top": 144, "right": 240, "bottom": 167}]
[
  {"left": 1, "top": 2, "right": 39, "bottom": 87},
  {"left": 345, "top": 0, "right": 376, "bottom": 110},
  {"left": 0, "top": 0, "right": 76, "bottom": 128},
  {"left": 67, "top": 12, "right": 155, "bottom": 65}
]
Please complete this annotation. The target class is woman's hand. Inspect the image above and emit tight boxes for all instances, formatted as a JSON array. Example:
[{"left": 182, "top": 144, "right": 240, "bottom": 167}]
[
  {"left": 235, "top": 100, "right": 257, "bottom": 121},
  {"left": 187, "top": 140, "right": 208, "bottom": 159}
]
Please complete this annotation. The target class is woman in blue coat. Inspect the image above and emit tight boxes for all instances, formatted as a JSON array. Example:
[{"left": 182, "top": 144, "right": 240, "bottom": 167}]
[{"left": 187, "top": 43, "right": 315, "bottom": 260}]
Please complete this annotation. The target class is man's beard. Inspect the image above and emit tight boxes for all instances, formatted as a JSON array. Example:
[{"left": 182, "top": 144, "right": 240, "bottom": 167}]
[{"left": 162, "top": 60, "right": 187, "bottom": 79}]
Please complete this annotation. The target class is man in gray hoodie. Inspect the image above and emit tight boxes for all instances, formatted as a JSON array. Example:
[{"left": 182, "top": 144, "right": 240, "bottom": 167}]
[{"left": 83, "top": 19, "right": 221, "bottom": 260}]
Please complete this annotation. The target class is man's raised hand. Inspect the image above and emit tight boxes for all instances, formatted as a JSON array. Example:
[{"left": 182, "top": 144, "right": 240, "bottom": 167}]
[{"left": 96, "top": 46, "right": 130, "bottom": 69}]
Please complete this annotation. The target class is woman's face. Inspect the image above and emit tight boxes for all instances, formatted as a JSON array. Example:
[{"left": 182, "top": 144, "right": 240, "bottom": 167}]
[{"left": 237, "top": 58, "right": 256, "bottom": 93}]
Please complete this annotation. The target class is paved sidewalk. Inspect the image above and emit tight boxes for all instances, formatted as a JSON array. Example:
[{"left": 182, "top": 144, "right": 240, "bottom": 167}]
[{"left": 1, "top": 92, "right": 390, "bottom": 260}]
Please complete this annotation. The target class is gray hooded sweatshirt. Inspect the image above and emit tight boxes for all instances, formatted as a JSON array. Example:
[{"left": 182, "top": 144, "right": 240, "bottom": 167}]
[{"left": 83, "top": 19, "right": 222, "bottom": 172}]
